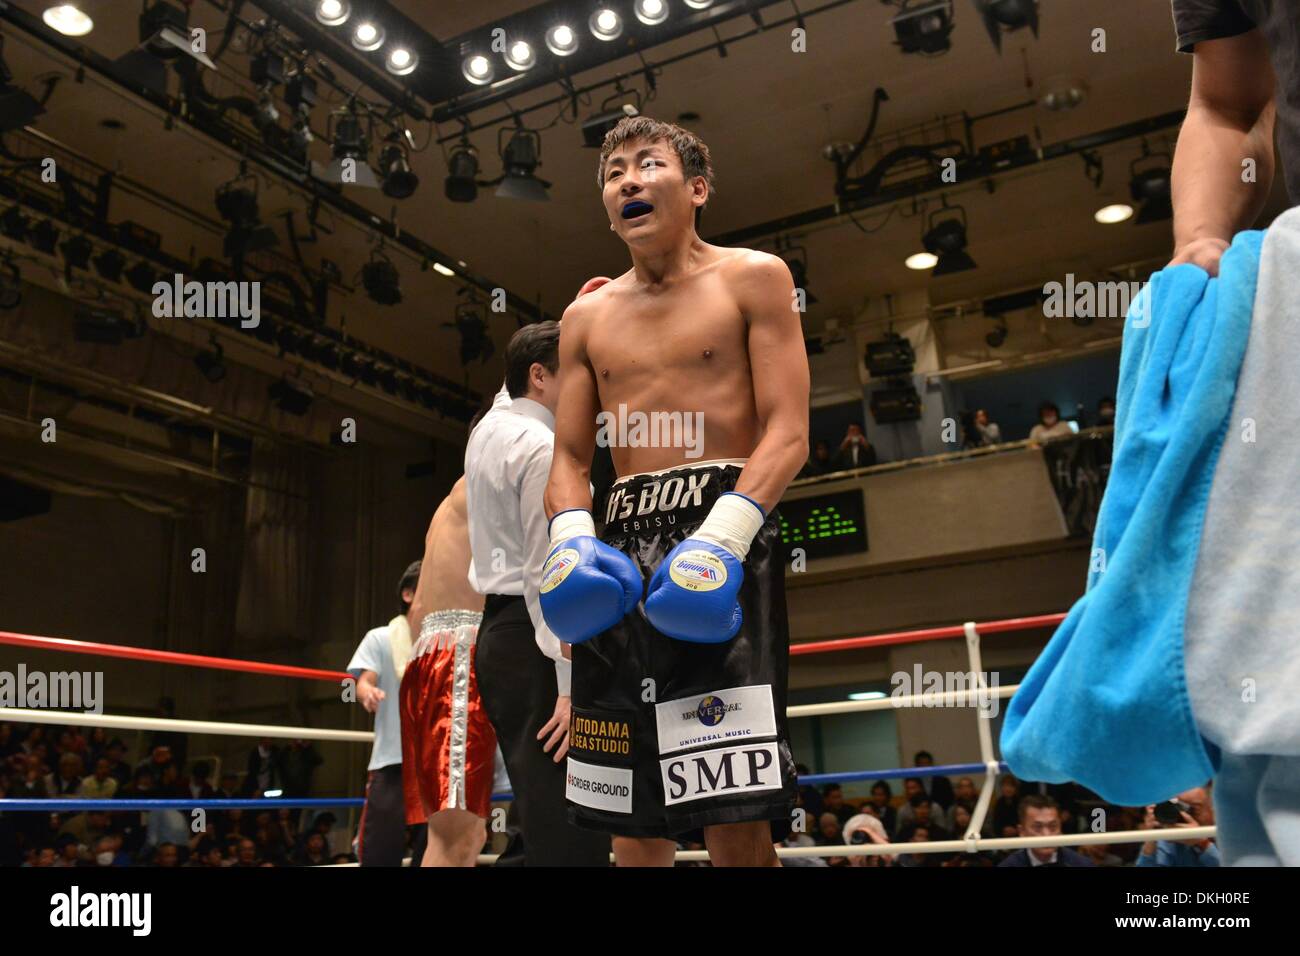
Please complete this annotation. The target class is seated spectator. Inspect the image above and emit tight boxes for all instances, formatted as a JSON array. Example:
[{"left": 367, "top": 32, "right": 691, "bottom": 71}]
[
  {"left": 974, "top": 408, "right": 1002, "bottom": 445},
  {"left": 85, "top": 727, "right": 110, "bottom": 766},
  {"left": 997, "top": 795, "right": 1094, "bottom": 867},
  {"left": 1028, "top": 401, "right": 1075, "bottom": 442},
  {"left": 59, "top": 810, "right": 111, "bottom": 849},
  {"left": 186, "top": 838, "right": 224, "bottom": 868},
  {"left": 834, "top": 422, "right": 877, "bottom": 471},
  {"left": 868, "top": 781, "right": 897, "bottom": 835},
  {"left": 92, "top": 834, "right": 132, "bottom": 867},
  {"left": 187, "top": 761, "right": 216, "bottom": 800},
  {"left": 799, "top": 440, "right": 835, "bottom": 478},
  {"left": 102, "top": 739, "right": 131, "bottom": 786},
  {"left": 78, "top": 757, "right": 119, "bottom": 800},
  {"left": 134, "top": 745, "right": 175, "bottom": 782},
  {"left": 45, "top": 752, "right": 84, "bottom": 797},
  {"left": 814, "top": 812, "right": 843, "bottom": 846},
  {"left": 292, "top": 832, "right": 332, "bottom": 867},
  {"left": 821, "top": 783, "right": 857, "bottom": 825},
  {"left": 215, "top": 771, "right": 240, "bottom": 799},
  {"left": 897, "top": 799, "right": 951, "bottom": 842},
  {"left": 913, "top": 751, "right": 954, "bottom": 808},
  {"left": 53, "top": 835, "right": 82, "bottom": 868},
  {"left": 991, "top": 775, "right": 1023, "bottom": 838},
  {"left": 243, "top": 738, "right": 285, "bottom": 797},
  {"left": 842, "top": 813, "right": 893, "bottom": 867},
  {"left": 152, "top": 842, "right": 182, "bottom": 868},
  {"left": 281, "top": 739, "right": 322, "bottom": 797},
  {"left": 896, "top": 825, "right": 942, "bottom": 867},
  {"left": 1080, "top": 843, "right": 1124, "bottom": 867},
  {"left": 894, "top": 778, "right": 944, "bottom": 836},
  {"left": 1136, "top": 786, "right": 1219, "bottom": 867},
  {"left": 1096, "top": 396, "right": 1116, "bottom": 427},
  {"left": 232, "top": 837, "right": 261, "bottom": 867}
]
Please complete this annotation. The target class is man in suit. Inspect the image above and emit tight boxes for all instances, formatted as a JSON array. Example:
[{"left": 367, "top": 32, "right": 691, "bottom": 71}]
[{"left": 998, "top": 795, "right": 1093, "bottom": 867}]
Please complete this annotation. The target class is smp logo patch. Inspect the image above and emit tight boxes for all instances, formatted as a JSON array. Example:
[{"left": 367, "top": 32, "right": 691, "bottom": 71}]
[
  {"left": 696, "top": 695, "right": 727, "bottom": 727},
  {"left": 541, "top": 548, "right": 579, "bottom": 594},
  {"left": 667, "top": 549, "right": 727, "bottom": 592}
]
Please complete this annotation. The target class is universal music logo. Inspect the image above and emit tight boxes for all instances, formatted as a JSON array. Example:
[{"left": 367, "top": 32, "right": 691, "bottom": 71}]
[
  {"left": 595, "top": 403, "right": 705, "bottom": 459},
  {"left": 151, "top": 273, "right": 260, "bottom": 328}
]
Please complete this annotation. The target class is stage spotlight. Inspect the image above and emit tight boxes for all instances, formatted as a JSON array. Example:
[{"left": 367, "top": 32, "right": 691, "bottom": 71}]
[
  {"left": 635, "top": 0, "right": 670, "bottom": 26},
  {"left": 124, "top": 261, "right": 157, "bottom": 293},
  {"left": 0, "top": 206, "right": 29, "bottom": 241},
  {"left": 546, "top": 24, "right": 579, "bottom": 57},
  {"left": 462, "top": 54, "right": 493, "bottom": 85},
  {"left": 590, "top": 7, "right": 624, "bottom": 41},
  {"left": 1130, "top": 153, "right": 1172, "bottom": 225},
  {"left": 985, "top": 320, "right": 1008, "bottom": 348},
  {"left": 59, "top": 234, "right": 93, "bottom": 271},
  {"left": 269, "top": 378, "right": 313, "bottom": 416},
  {"left": 378, "top": 133, "right": 419, "bottom": 199},
  {"left": 253, "top": 91, "right": 280, "bottom": 131},
  {"left": 781, "top": 252, "right": 818, "bottom": 305},
  {"left": 74, "top": 306, "right": 133, "bottom": 345},
  {"left": 91, "top": 248, "right": 126, "bottom": 282},
  {"left": 194, "top": 340, "right": 226, "bottom": 382},
  {"left": 891, "top": 1, "right": 954, "bottom": 55},
  {"left": 286, "top": 75, "right": 318, "bottom": 115},
  {"left": 446, "top": 143, "right": 479, "bottom": 202},
  {"left": 315, "top": 106, "right": 378, "bottom": 188},
  {"left": 362, "top": 253, "right": 402, "bottom": 306},
  {"left": 315, "top": 0, "right": 350, "bottom": 27},
  {"left": 446, "top": 304, "right": 495, "bottom": 365},
  {"left": 582, "top": 101, "right": 639, "bottom": 148},
  {"left": 138, "top": 1, "right": 215, "bottom": 68},
  {"left": 43, "top": 4, "right": 94, "bottom": 36},
  {"left": 27, "top": 219, "right": 60, "bottom": 254},
  {"left": 386, "top": 47, "right": 417, "bottom": 75},
  {"left": 505, "top": 40, "right": 536, "bottom": 72},
  {"left": 352, "top": 21, "right": 385, "bottom": 52},
  {"left": 495, "top": 129, "right": 550, "bottom": 202},
  {"left": 922, "top": 206, "right": 977, "bottom": 276},
  {"left": 973, "top": 0, "right": 1039, "bottom": 53}
]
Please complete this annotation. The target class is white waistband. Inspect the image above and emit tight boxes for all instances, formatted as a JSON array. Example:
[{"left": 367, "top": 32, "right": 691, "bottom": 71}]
[
  {"left": 612, "top": 458, "right": 748, "bottom": 486},
  {"left": 419, "top": 609, "right": 483, "bottom": 633}
]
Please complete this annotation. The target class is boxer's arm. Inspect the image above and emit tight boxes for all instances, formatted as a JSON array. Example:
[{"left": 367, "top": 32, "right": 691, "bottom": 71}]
[
  {"left": 544, "top": 302, "right": 600, "bottom": 519},
  {"left": 733, "top": 252, "right": 810, "bottom": 512},
  {"left": 1171, "top": 30, "right": 1276, "bottom": 272}
]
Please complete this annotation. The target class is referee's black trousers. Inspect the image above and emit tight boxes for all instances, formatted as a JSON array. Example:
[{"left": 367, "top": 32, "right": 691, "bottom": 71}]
[{"left": 475, "top": 593, "right": 610, "bottom": 866}]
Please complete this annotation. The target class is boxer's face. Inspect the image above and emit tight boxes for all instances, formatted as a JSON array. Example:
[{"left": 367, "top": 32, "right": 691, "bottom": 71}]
[{"left": 602, "top": 137, "right": 703, "bottom": 246}]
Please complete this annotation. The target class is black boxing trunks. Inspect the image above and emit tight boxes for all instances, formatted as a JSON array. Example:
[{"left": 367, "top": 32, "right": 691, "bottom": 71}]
[{"left": 567, "top": 459, "right": 797, "bottom": 839}]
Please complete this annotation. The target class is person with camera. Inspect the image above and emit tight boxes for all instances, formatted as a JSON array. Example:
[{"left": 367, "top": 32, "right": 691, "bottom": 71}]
[{"left": 1136, "top": 785, "right": 1220, "bottom": 866}]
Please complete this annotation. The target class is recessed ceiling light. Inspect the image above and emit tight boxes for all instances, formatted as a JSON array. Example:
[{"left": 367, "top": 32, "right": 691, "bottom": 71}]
[
  {"left": 906, "top": 252, "right": 938, "bottom": 270},
  {"left": 352, "top": 21, "right": 385, "bottom": 52},
  {"left": 315, "top": 0, "right": 350, "bottom": 27},
  {"left": 43, "top": 4, "right": 93, "bottom": 37},
  {"left": 1094, "top": 203, "right": 1134, "bottom": 225}
]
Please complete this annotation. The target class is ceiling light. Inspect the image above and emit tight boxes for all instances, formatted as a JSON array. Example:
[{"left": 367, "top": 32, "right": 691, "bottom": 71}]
[
  {"left": 922, "top": 207, "right": 977, "bottom": 276},
  {"left": 315, "top": 0, "right": 350, "bottom": 27},
  {"left": 504, "top": 40, "right": 536, "bottom": 72},
  {"left": 352, "top": 21, "right": 385, "bottom": 52},
  {"left": 905, "top": 251, "right": 938, "bottom": 270},
  {"left": 589, "top": 8, "right": 624, "bottom": 42},
  {"left": 495, "top": 128, "right": 550, "bottom": 202},
  {"left": 462, "top": 54, "right": 493, "bottom": 85},
  {"left": 43, "top": 4, "right": 94, "bottom": 37},
  {"left": 634, "top": 0, "right": 669, "bottom": 26},
  {"left": 432, "top": 262, "right": 455, "bottom": 277},
  {"left": 546, "top": 24, "right": 579, "bottom": 56},
  {"left": 386, "top": 47, "right": 417, "bottom": 76},
  {"left": 91, "top": 248, "right": 125, "bottom": 282},
  {"left": 890, "top": 1, "right": 954, "bottom": 56},
  {"left": 1094, "top": 203, "right": 1133, "bottom": 225},
  {"left": 683, "top": 0, "right": 716, "bottom": 8},
  {"left": 445, "top": 144, "right": 479, "bottom": 202},
  {"left": 378, "top": 135, "right": 419, "bottom": 199}
]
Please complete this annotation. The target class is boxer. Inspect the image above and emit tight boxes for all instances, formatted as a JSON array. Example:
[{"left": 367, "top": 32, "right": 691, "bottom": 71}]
[
  {"left": 541, "top": 116, "right": 810, "bottom": 866},
  {"left": 399, "top": 477, "right": 495, "bottom": 866}
]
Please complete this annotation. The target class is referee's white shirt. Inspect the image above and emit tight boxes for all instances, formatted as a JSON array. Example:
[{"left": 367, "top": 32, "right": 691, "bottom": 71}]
[{"left": 465, "top": 387, "right": 571, "bottom": 695}]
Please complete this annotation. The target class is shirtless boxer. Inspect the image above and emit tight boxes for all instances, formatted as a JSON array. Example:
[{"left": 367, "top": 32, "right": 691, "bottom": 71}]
[
  {"left": 540, "top": 116, "right": 810, "bottom": 867},
  {"left": 400, "top": 477, "right": 495, "bottom": 867}
]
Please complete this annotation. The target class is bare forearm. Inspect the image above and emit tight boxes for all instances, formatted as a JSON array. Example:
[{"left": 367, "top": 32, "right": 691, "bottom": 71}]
[
  {"left": 1173, "top": 100, "right": 1275, "bottom": 248},
  {"left": 735, "top": 425, "right": 807, "bottom": 513},
  {"left": 544, "top": 455, "right": 594, "bottom": 520}
]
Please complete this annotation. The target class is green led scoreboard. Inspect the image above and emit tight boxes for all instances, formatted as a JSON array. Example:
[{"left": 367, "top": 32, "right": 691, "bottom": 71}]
[{"left": 778, "top": 490, "right": 868, "bottom": 559}]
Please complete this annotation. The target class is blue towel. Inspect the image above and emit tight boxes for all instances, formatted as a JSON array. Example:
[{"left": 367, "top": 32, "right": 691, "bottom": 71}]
[{"left": 1000, "top": 231, "right": 1262, "bottom": 807}]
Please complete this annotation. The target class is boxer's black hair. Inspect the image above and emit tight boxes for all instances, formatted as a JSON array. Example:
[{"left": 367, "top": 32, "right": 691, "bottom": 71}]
[
  {"left": 505, "top": 320, "right": 561, "bottom": 398},
  {"left": 597, "top": 116, "right": 716, "bottom": 217}
]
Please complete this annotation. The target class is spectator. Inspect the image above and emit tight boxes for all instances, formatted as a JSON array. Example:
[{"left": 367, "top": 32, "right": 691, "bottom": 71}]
[
  {"left": 292, "top": 832, "right": 331, "bottom": 867},
  {"left": 153, "top": 842, "right": 181, "bottom": 868},
  {"left": 991, "top": 775, "right": 1022, "bottom": 837},
  {"left": 281, "top": 739, "right": 323, "bottom": 798},
  {"left": 215, "top": 771, "right": 240, "bottom": 798},
  {"left": 187, "top": 839, "right": 224, "bottom": 868},
  {"left": 148, "top": 697, "right": 188, "bottom": 768},
  {"left": 85, "top": 727, "right": 110, "bottom": 766},
  {"left": 974, "top": 409, "right": 1002, "bottom": 445},
  {"left": 52, "top": 835, "right": 82, "bottom": 868},
  {"left": 1080, "top": 843, "right": 1125, "bottom": 867},
  {"left": 1096, "top": 396, "right": 1116, "bottom": 427},
  {"left": 842, "top": 813, "right": 893, "bottom": 867},
  {"left": 814, "top": 812, "right": 843, "bottom": 846},
  {"left": 92, "top": 834, "right": 131, "bottom": 868},
  {"left": 945, "top": 776, "right": 980, "bottom": 832},
  {"left": 187, "top": 761, "right": 216, "bottom": 800},
  {"left": 134, "top": 745, "right": 175, "bottom": 781},
  {"left": 913, "top": 751, "right": 955, "bottom": 808},
  {"left": 834, "top": 422, "right": 878, "bottom": 470},
  {"left": 799, "top": 440, "right": 835, "bottom": 478},
  {"left": 868, "top": 781, "right": 897, "bottom": 835},
  {"left": 1136, "top": 786, "right": 1219, "bottom": 867},
  {"left": 821, "top": 783, "right": 857, "bottom": 825},
  {"left": 1028, "top": 401, "right": 1075, "bottom": 442},
  {"left": 59, "top": 809, "right": 111, "bottom": 848},
  {"left": 242, "top": 738, "right": 285, "bottom": 797},
  {"left": 102, "top": 739, "right": 131, "bottom": 787},
  {"left": 894, "top": 778, "right": 944, "bottom": 836},
  {"left": 232, "top": 838, "right": 260, "bottom": 867},
  {"left": 896, "top": 825, "right": 941, "bottom": 867},
  {"left": 45, "top": 752, "right": 84, "bottom": 797},
  {"left": 897, "top": 799, "right": 950, "bottom": 842},
  {"left": 795, "top": 764, "right": 824, "bottom": 818},
  {"left": 78, "top": 757, "right": 118, "bottom": 800},
  {"left": 998, "top": 795, "right": 1094, "bottom": 867}
]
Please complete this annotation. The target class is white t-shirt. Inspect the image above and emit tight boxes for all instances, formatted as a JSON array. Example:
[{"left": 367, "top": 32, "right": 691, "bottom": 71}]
[{"left": 347, "top": 626, "right": 402, "bottom": 771}]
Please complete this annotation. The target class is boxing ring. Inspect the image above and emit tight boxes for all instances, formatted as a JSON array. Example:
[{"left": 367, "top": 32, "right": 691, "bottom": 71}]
[{"left": 0, "top": 618, "right": 1214, "bottom": 863}]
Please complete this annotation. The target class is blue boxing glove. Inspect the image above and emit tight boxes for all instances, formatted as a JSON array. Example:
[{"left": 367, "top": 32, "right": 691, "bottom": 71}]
[
  {"left": 644, "top": 492, "right": 766, "bottom": 644},
  {"left": 539, "top": 509, "right": 642, "bottom": 644}
]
